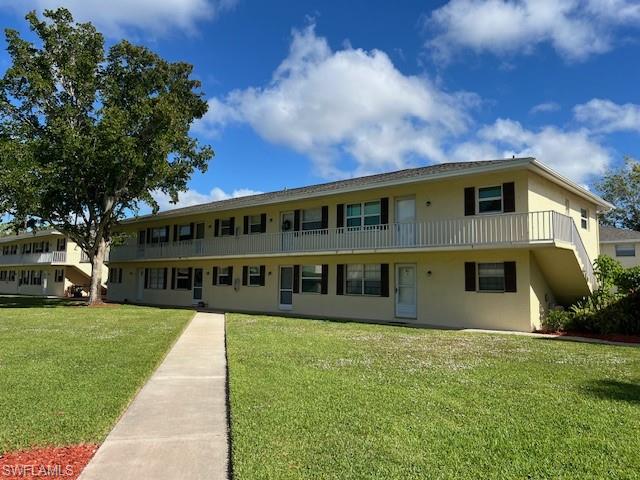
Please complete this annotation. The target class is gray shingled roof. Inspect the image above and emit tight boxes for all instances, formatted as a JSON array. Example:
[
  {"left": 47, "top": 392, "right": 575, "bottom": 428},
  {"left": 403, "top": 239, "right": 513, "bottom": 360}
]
[
  {"left": 132, "top": 157, "right": 532, "bottom": 222},
  {"left": 600, "top": 225, "right": 640, "bottom": 242}
]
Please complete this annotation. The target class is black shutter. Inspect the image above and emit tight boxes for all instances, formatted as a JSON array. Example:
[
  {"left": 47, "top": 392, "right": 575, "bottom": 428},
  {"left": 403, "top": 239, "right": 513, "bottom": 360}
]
[
  {"left": 173, "top": 225, "right": 178, "bottom": 242},
  {"left": 503, "top": 182, "right": 515, "bottom": 213},
  {"left": 214, "top": 219, "right": 220, "bottom": 237},
  {"left": 242, "top": 266, "right": 248, "bottom": 286},
  {"left": 187, "top": 268, "right": 193, "bottom": 289},
  {"left": 294, "top": 210, "right": 301, "bottom": 231},
  {"left": 259, "top": 265, "right": 266, "bottom": 286},
  {"left": 229, "top": 217, "right": 236, "bottom": 235},
  {"left": 144, "top": 268, "right": 149, "bottom": 289},
  {"left": 321, "top": 264, "right": 328, "bottom": 294},
  {"left": 504, "top": 261, "right": 517, "bottom": 292},
  {"left": 243, "top": 216, "right": 249, "bottom": 235},
  {"left": 465, "top": 262, "right": 476, "bottom": 291},
  {"left": 380, "top": 198, "right": 389, "bottom": 224},
  {"left": 380, "top": 264, "right": 389, "bottom": 297},
  {"left": 118, "top": 268, "right": 123, "bottom": 284},
  {"left": 196, "top": 223, "right": 205, "bottom": 239},
  {"left": 336, "top": 204, "right": 344, "bottom": 228},
  {"left": 336, "top": 264, "right": 344, "bottom": 295},
  {"left": 260, "top": 213, "right": 267, "bottom": 233},
  {"left": 171, "top": 268, "right": 176, "bottom": 289},
  {"left": 164, "top": 226, "right": 170, "bottom": 242},
  {"left": 293, "top": 265, "right": 300, "bottom": 293},
  {"left": 138, "top": 230, "right": 145, "bottom": 245},
  {"left": 464, "top": 187, "right": 475, "bottom": 216},
  {"left": 163, "top": 268, "right": 168, "bottom": 289},
  {"left": 321, "top": 206, "right": 329, "bottom": 229},
  {"left": 146, "top": 228, "right": 151, "bottom": 244},
  {"left": 227, "top": 266, "right": 234, "bottom": 285},
  {"left": 189, "top": 222, "right": 195, "bottom": 240},
  {"left": 212, "top": 267, "right": 218, "bottom": 285}
]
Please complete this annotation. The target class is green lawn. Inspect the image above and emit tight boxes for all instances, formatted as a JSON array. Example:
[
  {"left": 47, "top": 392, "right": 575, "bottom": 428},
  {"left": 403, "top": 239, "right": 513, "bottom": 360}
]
[
  {"left": 0, "top": 296, "right": 193, "bottom": 452},
  {"left": 226, "top": 314, "right": 640, "bottom": 479}
]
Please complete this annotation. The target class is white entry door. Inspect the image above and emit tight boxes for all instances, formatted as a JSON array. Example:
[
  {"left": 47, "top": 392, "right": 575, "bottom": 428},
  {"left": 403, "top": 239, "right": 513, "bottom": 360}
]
[
  {"left": 396, "top": 197, "right": 416, "bottom": 246},
  {"left": 136, "top": 268, "right": 144, "bottom": 301},
  {"left": 192, "top": 268, "right": 203, "bottom": 304},
  {"left": 395, "top": 264, "right": 417, "bottom": 318},
  {"left": 279, "top": 266, "right": 293, "bottom": 310}
]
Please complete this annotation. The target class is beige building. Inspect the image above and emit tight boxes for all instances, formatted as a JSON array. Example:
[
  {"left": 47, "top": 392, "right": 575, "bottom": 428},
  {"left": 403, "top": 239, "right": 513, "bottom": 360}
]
[
  {"left": 106, "top": 157, "right": 610, "bottom": 332},
  {"left": 599, "top": 225, "right": 640, "bottom": 268},
  {"left": 0, "top": 230, "right": 107, "bottom": 297}
]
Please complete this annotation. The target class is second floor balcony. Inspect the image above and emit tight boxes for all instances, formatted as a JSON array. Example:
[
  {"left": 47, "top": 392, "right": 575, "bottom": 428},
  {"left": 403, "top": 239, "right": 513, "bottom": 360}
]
[
  {"left": 108, "top": 210, "right": 591, "bottom": 270},
  {"left": 0, "top": 251, "right": 67, "bottom": 266}
]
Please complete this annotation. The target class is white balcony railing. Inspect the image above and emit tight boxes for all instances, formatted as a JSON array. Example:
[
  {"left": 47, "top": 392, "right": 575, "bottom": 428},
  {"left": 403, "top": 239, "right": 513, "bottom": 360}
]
[
  {"left": 0, "top": 250, "right": 67, "bottom": 265},
  {"left": 108, "top": 211, "right": 595, "bottom": 282}
]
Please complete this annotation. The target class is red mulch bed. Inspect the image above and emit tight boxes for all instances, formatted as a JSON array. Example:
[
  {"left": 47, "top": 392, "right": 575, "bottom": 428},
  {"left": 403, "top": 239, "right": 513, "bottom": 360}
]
[
  {"left": 0, "top": 445, "right": 98, "bottom": 479},
  {"left": 537, "top": 330, "right": 640, "bottom": 344}
]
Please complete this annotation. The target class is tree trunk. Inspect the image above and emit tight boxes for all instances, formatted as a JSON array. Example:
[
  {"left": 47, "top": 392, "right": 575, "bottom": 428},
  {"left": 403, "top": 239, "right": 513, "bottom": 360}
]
[{"left": 88, "top": 238, "right": 107, "bottom": 305}]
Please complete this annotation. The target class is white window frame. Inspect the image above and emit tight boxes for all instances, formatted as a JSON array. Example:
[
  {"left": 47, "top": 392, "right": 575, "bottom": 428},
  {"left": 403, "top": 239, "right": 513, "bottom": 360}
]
[
  {"left": 220, "top": 218, "right": 233, "bottom": 236},
  {"left": 477, "top": 263, "right": 506, "bottom": 293},
  {"left": 217, "top": 266, "right": 232, "bottom": 285},
  {"left": 249, "top": 215, "right": 262, "bottom": 234},
  {"left": 150, "top": 227, "right": 168, "bottom": 244},
  {"left": 301, "top": 265, "right": 323, "bottom": 294},
  {"left": 0, "top": 271, "right": 6, "bottom": 281},
  {"left": 175, "top": 268, "right": 191, "bottom": 290},
  {"left": 345, "top": 201, "right": 381, "bottom": 229},
  {"left": 345, "top": 264, "right": 382, "bottom": 296},
  {"left": 147, "top": 268, "right": 164, "bottom": 289},
  {"left": 178, "top": 224, "right": 193, "bottom": 241},
  {"left": 54, "top": 269, "right": 64, "bottom": 283},
  {"left": 31, "top": 270, "right": 42, "bottom": 286},
  {"left": 248, "top": 266, "right": 262, "bottom": 286},
  {"left": 580, "top": 208, "right": 589, "bottom": 230},
  {"left": 302, "top": 208, "right": 323, "bottom": 231},
  {"left": 615, "top": 244, "right": 636, "bottom": 257},
  {"left": 8, "top": 270, "right": 15, "bottom": 282},
  {"left": 477, "top": 185, "right": 503, "bottom": 215}
]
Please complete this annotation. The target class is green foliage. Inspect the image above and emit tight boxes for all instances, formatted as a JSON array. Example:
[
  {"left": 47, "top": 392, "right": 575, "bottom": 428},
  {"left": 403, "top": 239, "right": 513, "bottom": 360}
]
[
  {"left": 0, "top": 8, "right": 213, "bottom": 301},
  {"left": 616, "top": 266, "right": 640, "bottom": 294},
  {"left": 594, "top": 254, "right": 624, "bottom": 292},
  {"left": 542, "top": 308, "right": 572, "bottom": 332},
  {"left": 595, "top": 157, "right": 640, "bottom": 231}
]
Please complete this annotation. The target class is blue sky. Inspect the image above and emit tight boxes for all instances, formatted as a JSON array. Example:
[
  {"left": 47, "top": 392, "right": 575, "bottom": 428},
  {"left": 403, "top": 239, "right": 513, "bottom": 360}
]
[{"left": 1, "top": 0, "right": 639, "bottom": 211}]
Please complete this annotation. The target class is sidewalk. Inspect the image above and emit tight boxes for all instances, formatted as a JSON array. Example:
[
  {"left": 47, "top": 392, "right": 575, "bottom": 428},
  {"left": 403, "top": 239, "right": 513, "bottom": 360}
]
[{"left": 79, "top": 312, "right": 229, "bottom": 480}]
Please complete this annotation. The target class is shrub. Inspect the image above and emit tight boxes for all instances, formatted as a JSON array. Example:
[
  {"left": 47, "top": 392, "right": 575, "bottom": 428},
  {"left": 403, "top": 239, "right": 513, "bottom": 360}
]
[
  {"left": 594, "top": 255, "right": 624, "bottom": 292},
  {"left": 616, "top": 266, "right": 640, "bottom": 294},
  {"left": 542, "top": 308, "right": 572, "bottom": 332}
]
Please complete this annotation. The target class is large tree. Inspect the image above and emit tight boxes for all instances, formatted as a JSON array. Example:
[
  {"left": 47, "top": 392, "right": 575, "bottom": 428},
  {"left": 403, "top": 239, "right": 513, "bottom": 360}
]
[
  {"left": 595, "top": 157, "right": 640, "bottom": 231},
  {"left": 0, "top": 9, "right": 213, "bottom": 304}
]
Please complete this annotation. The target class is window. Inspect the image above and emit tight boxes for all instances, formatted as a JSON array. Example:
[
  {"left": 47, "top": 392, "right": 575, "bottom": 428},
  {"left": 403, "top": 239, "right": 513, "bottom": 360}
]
[
  {"left": 195, "top": 223, "right": 205, "bottom": 239},
  {"left": 1, "top": 246, "right": 8, "bottom": 255},
  {"left": 19, "top": 270, "right": 30, "bottom": 286},
  {"left": 249, "top": 215, "right": 263, "bottom": 234},
  {"left": 175, "top": 268, "right": 192, "bottom": 289},
  {"left": 346, "top": 201, "right": 381, "bottom": 229},
  {"left": 8, "top": 271, "right": 15, "bottom": 282},
  {"left": 302, "top": 208, "right": 323, "bottom": 231},
  {"left": 580, "top": 208, "right": 589, "bottom": 230},
  {"left": 146, "top": 268, "right": 165, "bottom": 289},
  {"left": 345, "top": 264, "right": 381, "bottom": 296},
  {"left": 478, "top": 186, "right": 503, "bottom": 214},
  {"left": 150, "top": 227, "right": 169, "bottom": 244},
  {"left": 0, "top": 271, "right": 6, "bottom": 281},
  {"left": 33, "top": 241, "right": 46, "bottom": 253},
  {"left": 178, "top": 224, "right": 193, "bottom": 241},
  {"left": 615, "top": 244, "right": 636, "bottom": 257},
  {"left": 477, "top": 263, "right": 505, "bottom": 292},
  {"left": 56, "top": 238, "right": 66, "bottom": 251},
  {"left": 54, "top": 269, "right": 64, "bottom": 283},
  {"left": 31, "top": 270, "right": 42, "bottom": 286},
  {"left": 301, "top": 265, "right": 323, "bottom": 293},
  {"left": 217, "top": 266, "right": 232, "bottom": 285},
  {"left": 22, "top": 243, "right": 32, "bottom": 254},
  {"left": 248, "top": 266, "right": 262, "bottom": 286},
  {"left": 108, "top": 268, "right": 123, "bottom": 284},
  {"left": 220, "top": 218, "right": 234, "bottom": 236}
]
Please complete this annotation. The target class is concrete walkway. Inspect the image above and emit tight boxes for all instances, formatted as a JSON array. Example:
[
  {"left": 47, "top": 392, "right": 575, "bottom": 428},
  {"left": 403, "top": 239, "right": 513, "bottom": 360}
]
[{"left": 79, "top": 312, "right": 229, "bottom": 480}]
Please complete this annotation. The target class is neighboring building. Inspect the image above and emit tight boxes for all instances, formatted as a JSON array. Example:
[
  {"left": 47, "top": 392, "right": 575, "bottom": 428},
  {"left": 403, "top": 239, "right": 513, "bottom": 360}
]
[
  {"left": 106, "top": 157, "right": 610, "bottom": 332},
  {"left": 599, "top": 225, "right": 640, "bottom": 268},
  {"left": 0, "top": 230, "right": 107, "bottom": 297}
]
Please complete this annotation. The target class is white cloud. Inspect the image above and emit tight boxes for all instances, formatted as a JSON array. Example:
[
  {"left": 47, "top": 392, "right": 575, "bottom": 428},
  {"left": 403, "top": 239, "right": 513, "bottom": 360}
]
[
  {"left": 530, "top": 102, "right": 561, "bottom": 114},
  {"left": 153, "top": 187, "right": 261, "bottom": 211},
  {"left": 426, "top": 0, "right": 638, "bottom": 63},
  {"left": 2, "top": 0, "right": 237, "bottom": 37},
  {"left": 573, "top": 98, "right": 640, "bottom": 133},
  {"left": 196, "top": 24, "right": 478, "bottom": 178},
  {"left": 475, "top": 118, "right": 611, "bottom": 181}
]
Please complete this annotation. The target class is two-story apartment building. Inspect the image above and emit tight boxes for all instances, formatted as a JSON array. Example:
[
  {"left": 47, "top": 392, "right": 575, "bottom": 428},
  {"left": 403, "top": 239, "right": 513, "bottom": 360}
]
[
  {"left": 106, "top": 157, "right": 611, "bottom": 332},
  {"left": 0, "top": 230, "right": 107, "bottom": 297},
  {"left": 599, "top": 225, "right": 640, "bottom": 268}
]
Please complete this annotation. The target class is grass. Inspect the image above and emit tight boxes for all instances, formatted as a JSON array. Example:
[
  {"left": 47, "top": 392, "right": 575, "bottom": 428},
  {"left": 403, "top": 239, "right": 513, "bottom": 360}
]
[
  {"left": 0, "top": 295, "right": 193, "bottom": 452},
  {"left": 226, "top": 314, "right": 640, "bottom": 479}
]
